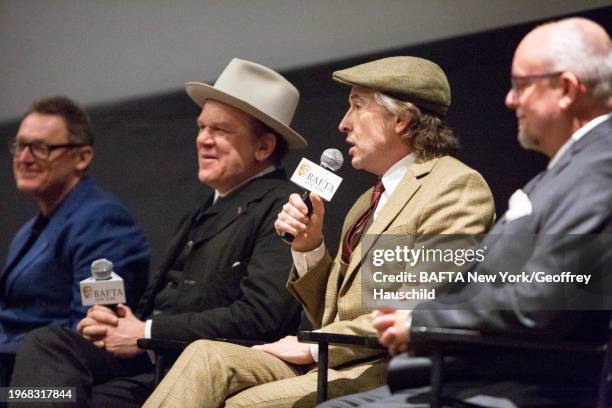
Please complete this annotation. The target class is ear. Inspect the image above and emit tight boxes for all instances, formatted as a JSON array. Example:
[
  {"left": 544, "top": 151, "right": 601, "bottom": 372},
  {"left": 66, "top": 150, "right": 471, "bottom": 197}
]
[
  {"left": 558, "top": 72, "right": 583, "bottom": 110},
  {"left": 394, "top": 114, "right": 411, "bottom": 136},
  {"left": 74, "top": 146, "right": 94, "bottom": 171},
  {"left": 254, "top": 133, "right": 277, "bottom": 162}
]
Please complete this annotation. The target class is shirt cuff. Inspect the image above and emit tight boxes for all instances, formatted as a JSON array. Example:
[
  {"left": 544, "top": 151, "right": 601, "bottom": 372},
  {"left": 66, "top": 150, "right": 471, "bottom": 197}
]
[
  {"left": 145, "top": 319, "right": 153, "bottom": 338},
  {"left": 309, "top": 343, "right": 319, "bottom": 363},
  {"left": 406, "top": 312, "right": 413, "bottom": 332},
  {"left": 292, "top": 240, "right": 326, "bottom": 278},
  {"left": 144, "top": 319, "right": 155, "bottom": 363},
  {"left": 308, "top": 328, "right": 321, "bottom": 363}
]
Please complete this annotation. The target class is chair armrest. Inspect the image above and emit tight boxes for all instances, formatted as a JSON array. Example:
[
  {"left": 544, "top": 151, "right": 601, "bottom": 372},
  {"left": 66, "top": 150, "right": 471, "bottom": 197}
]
[
  {"left": 137, "top": 338, "right": 190, "bottom": 353},
  {"left": 297, "top": 331, "right": 384, "bottom": 349},
  {"left": 410, "top": 326, "right": 605, "bottom": 354}
]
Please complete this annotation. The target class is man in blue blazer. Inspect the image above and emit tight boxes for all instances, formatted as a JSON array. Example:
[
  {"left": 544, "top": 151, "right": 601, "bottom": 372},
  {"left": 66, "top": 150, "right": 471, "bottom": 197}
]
[
  {"left": 1, "top": 97, "right": 149, "bottom": 365},
  {"left": 322, "top": 16, "right": 612, "bottom": 408}
]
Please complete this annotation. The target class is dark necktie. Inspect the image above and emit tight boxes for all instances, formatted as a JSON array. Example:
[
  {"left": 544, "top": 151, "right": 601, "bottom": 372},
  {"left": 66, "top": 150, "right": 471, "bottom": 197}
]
[{"left": 341, "top": 179, "right": 385, "bottom": 263}]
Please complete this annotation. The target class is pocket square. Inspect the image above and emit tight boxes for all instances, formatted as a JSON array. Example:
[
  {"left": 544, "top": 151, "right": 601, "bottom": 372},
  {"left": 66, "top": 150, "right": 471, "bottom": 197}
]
[{"left": 504, "top": 189, "right": 532, "bottom": 221}]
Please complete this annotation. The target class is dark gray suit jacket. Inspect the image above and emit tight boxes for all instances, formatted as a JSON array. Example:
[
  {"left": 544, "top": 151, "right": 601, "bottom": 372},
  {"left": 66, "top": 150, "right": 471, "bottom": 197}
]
[{"left": 410, "top": 116, "right": 612, "bottom": 406}]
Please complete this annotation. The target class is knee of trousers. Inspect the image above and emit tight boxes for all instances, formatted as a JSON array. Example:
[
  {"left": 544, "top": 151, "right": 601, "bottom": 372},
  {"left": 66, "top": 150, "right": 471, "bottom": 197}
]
[
  {"left": 183, "top": 339, "right": 235, "bottom": 356},
  {"left": 19, "top": 326, "right": 69, "bottom": 354},
  {"left": 181, "top": 340, "right": 246, "bottom": 370}
]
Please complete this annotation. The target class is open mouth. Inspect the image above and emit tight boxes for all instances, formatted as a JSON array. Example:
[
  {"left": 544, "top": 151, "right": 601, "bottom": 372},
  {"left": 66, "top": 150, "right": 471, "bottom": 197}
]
[{"left": 346, "top": 142, "right": 356, "bottom": 156}]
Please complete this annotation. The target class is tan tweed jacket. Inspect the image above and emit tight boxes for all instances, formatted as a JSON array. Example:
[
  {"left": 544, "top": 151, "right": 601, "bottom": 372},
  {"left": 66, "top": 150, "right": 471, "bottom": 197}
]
[{"left": 287, "top": 155, "right": 496, "bottom": 371}]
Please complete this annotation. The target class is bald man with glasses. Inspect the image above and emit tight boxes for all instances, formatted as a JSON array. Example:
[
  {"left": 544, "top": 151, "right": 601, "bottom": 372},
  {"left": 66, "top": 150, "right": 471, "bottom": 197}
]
[{"left": 1, "top": 96, "right": 149, "bottom": 382}]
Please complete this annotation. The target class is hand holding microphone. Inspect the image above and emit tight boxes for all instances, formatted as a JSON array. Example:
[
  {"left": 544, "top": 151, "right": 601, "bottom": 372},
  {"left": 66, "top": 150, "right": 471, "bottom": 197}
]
[
  {"left": 276, "top": 149, "right": 344, "bottom": 249},
  {"left": 276, "top": 192, "right": 326, "bottom": 252},
  {"left": 78, "top": 259, "right": 126, "bottom": 345}
]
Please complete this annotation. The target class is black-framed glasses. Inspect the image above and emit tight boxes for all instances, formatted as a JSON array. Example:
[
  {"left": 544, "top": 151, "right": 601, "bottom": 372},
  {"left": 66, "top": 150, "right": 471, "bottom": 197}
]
[
  {"left": 9, "top": 138, "right": 88, "bottom": 160},
  {"left": 510, "top": 72, "right": 563, "bottom": 96}
]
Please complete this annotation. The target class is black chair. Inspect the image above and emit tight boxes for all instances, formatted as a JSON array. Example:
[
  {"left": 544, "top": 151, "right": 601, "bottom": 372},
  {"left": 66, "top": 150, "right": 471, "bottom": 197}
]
[
  {"left": 137, "top": 337, "right": 266, "bottom": 385},
  {"left": 407, "top": 326, "right": 612, "bottom": 408},
  {"left": 298, "top": 326, "right": 612, "bottom": 408},
  {"left": 296, "top": 331, "right": 386, "bottom": 403}
]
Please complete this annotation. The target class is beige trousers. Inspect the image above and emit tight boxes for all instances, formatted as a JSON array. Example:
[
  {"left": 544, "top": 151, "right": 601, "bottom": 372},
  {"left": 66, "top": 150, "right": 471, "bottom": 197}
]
[{"left": 143, "top": 339, "right": 386, "bottom": 408}]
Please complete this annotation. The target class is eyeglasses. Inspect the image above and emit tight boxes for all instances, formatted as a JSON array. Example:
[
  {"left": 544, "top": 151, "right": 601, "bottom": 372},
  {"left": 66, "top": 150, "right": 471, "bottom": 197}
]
[
  {"left": 9, "top": 138, "right": 88, "bottom": 160},
  {"left": 510, "top": 72, "right": 563, "bottom": 97}
]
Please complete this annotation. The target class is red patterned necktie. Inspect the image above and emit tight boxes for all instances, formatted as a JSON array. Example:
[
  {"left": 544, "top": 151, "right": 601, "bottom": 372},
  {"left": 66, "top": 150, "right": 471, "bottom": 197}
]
[{"left": 341, "top": 179, "right": 385, "bottom": 263}]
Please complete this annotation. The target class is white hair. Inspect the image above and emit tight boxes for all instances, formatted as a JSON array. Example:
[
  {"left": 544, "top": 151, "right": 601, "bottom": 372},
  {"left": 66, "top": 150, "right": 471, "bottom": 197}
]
[
  {"left": 540, "top": 18, "right": 612, "bottom": 100},
  {"left": 372, "top": 91, "right": 459, "bottom": 160},
  {"left": 373, "top": 92, "right": 420, "bottom": 121}
]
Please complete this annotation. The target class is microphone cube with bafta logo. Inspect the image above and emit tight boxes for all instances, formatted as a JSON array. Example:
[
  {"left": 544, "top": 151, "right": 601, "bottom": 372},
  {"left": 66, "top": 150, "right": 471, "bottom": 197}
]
[{"left": 80, "top": 258, "right": 126, "bottom": 306}]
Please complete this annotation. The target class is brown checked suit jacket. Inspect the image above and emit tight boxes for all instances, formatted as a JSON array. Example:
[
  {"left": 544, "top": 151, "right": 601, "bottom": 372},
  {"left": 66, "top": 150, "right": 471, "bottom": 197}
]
[{"left": 287, "top": 155, "right": 496, "bottom": 384}]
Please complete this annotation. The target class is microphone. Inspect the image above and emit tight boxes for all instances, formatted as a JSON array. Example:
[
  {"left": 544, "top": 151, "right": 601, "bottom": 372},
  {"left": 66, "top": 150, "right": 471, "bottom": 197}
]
[
  {"left": 80, "top": 258, "right": 126, "bottom": 308},
  {"left": 281, "top": 148, "right": 344, "bottom": 243}
]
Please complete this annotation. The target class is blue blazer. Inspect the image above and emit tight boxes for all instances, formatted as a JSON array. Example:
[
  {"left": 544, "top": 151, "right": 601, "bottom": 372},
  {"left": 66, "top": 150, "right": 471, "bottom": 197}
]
[{"left": 0, "top": 176, "right": 150, "bottom": 351}]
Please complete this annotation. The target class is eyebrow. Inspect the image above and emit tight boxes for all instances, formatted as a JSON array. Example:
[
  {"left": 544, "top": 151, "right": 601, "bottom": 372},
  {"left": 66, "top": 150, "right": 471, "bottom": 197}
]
[
  {"left": 349, "top": 94, "right": 366, "bottom": 103},
  {"left": 15, "top": 135, "right": 46, "bottom": 143},
  {"left": 196, "top": 119, "right": 232, "bottom": 130}
]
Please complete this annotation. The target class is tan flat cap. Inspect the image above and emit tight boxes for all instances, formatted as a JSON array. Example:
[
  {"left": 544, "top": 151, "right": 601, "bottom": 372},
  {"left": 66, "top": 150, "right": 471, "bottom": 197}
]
[{"left": 332, "top": 56, "right": 451, "bottom": 117}]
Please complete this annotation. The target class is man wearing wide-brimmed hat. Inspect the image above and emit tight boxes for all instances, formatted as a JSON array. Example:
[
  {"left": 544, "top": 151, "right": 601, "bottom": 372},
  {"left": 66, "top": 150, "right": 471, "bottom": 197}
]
[
  {"left": 144, "top": 56, "right": 495, "bottom": 407},
  {"left": 10, "top": 58, "right": 307, "bottom": 407}
]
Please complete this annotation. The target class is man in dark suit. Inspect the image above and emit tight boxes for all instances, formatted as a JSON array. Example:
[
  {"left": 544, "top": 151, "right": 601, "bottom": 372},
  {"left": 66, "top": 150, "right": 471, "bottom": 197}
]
[
  {"left": 1, "top": 96, "right": 149, "bottom": 379},
  {"left": 9, "top": 58, "right": 307, "bottom": 407},
  {"left": 321, "top": 16, "right": 612, "bottom": 408}
]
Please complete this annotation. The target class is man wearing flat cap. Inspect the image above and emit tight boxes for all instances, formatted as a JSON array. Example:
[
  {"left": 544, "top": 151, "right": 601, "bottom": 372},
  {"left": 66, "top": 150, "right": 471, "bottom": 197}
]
[
  {"left": 144, "top": 56, "right": 495, "bottom": 407},
  {"left": 10, "top": 58, "right": 306, "bottom": 407},
  {"left": 322, "top": 17, "right": 612, "bottom": 408}
]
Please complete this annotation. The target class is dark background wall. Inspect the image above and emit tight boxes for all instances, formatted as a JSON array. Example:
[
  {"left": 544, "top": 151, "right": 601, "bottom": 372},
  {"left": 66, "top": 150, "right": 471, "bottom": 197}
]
[{"left": 1, "top": 6, "right": 610, "bottom": 272}]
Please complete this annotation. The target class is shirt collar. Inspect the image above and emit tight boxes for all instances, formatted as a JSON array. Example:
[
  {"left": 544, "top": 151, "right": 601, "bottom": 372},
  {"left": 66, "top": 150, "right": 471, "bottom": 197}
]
[
  {"left": 548, "top": 112, "right": 612, "bottom": 169},
  {"left": 381, "top": 153, "right": 416, "bottom": 195},
  {"left": 214, "top": 165, "right": 276, "bottom": 203}
]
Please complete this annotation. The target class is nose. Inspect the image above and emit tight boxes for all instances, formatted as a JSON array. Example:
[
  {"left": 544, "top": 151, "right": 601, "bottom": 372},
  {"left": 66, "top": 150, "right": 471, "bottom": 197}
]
[
  {"left": 338, "top": 110, "right": 351, "bottom": 134},
  {"left": 196, "top": 127, "right": 215, "bottom": 146},
  {"left": 505, "top": 88, "right": 518, "bottom": 109},
  {"left": 15, "top": 145, "right": 36, "bottom": 162}
]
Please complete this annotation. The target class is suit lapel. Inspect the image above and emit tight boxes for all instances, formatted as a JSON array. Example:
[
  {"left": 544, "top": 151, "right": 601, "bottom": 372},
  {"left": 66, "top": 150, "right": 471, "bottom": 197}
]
[
  {"left": 1, "top": 177, "right": 94, "bottom": 292},
  {"left": 340, "top": 158, "right": 436, "bottom": 294},
  {"left": 191, "top": 198, "right": 245, "bottom": 244},
  {"left": 138, "top": 207, "right": 202, "bottom": 318},
  {"left": 1, "top": 218, "right": 36, "bottom": 279},
  {"left": 3, "top": 233, "right": 48, "bottom": 294},
  {"left": 192, "top": 168, "right": 286, "bottom": 245}
]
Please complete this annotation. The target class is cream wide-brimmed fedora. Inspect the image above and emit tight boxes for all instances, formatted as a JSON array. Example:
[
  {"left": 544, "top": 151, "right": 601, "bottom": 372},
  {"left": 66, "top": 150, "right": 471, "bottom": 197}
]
[{"left": 186, "top": 58, "right": 307, "bottom": 149}]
